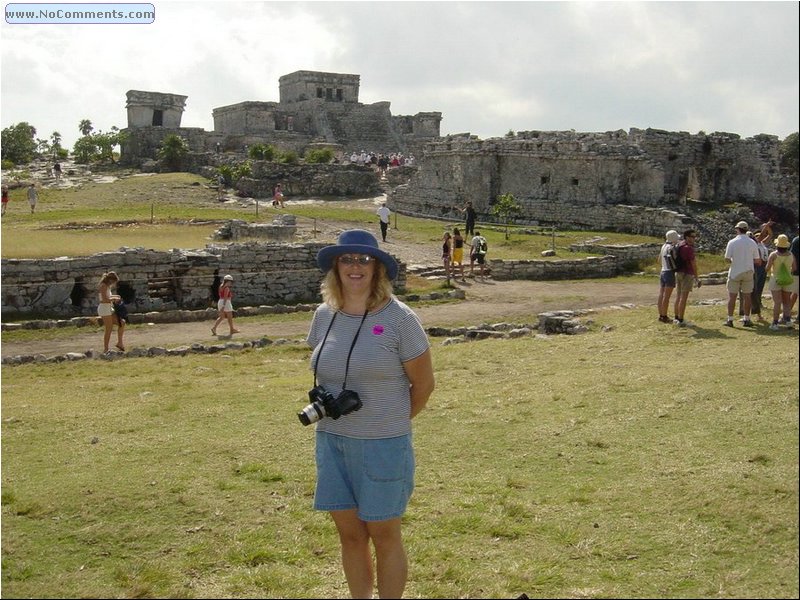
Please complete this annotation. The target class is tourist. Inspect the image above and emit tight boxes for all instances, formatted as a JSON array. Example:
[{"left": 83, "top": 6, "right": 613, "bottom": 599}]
[
  {"left": 765, "top": 234, "right": 797, "bottom": 330},
  {"left": 211, "top": 275, "right": 240, "bottom": 336},
  {"left": 746, "top": 223, "right": 773, "bottom": 322},
  {"left": 306, "top": 229, "right": 434, "bottom": 599},
  {"left": 52, "top": 161, "right": 62, "bottom": 180},
  {"left": 1, "top": 185, "right": 9, "bottom": 216},
  {"left": 723, "top": 221, "right": 761, "bottom": 328},
  {"left": 272, "top": 183, "right": 285, "bottom": 208},
  {"left": 470, "top": 230, "right": 488, "bottom": 279},
  {"left": 460, "top": 201, "right": 476, "bottom": 236},
  {"left": 376, "top": 202, "right": 391, "bottom": 242},
  {"left": 27, "top": 183, "right": 38, "bottom": 214},
  {"left": 451, "top": 227, "right": 466, "bottom": 282},
  {"left": 441, "top": 231, "right": 453, "bottom": 284},
  {"left": 672, "top": 229, "right": 700, "bottom": 326},
  {"left": 657, "top": 230, "right": 680, "bottom": 323},
  {"left": 97, "top": 271, "right": 124, "bottom": 353}
]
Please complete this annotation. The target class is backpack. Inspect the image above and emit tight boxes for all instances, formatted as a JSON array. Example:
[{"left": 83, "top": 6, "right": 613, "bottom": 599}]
[
  {"left": 478, "top": 236, "right": 488, "bottom": 254},
  {"left": 665, "top": 242, "right": 683, "bottom": 271},
  {"left": 775, "top": 259, "right": 793, "bottom": 286}
]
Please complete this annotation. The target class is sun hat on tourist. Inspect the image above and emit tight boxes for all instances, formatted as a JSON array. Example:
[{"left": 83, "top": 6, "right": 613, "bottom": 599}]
[
  {"left": 735, "top": 221, "right": 749, "bottom": 231},
  {"left": 775, "top": 234, "right": 790, "bottom": 249},
  {"left": 665, "top": 230, "right": 680, "bottom": 243},
  {"left": 317, "top": 229, "right": 398, "bottom": 280},
  {"left": 223, "top": 274, "right": 234, "bottom": 281}
]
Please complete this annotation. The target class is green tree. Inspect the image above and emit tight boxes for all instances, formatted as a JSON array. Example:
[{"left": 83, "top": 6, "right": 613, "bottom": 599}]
[
  {"left": 49, "top": 131, "right": 63, "bottom": 158},
  {"left": 157, "top": 134, "right": 189, "bottom": 171},
  {"left": 779, "top": 132, "right": 798, "bottom": 175},
  {"left": 72, "top": 135, "right": 97, "bottom": 164},
  {"left": 491, "top": 192, "right": 522, "bottom": 240},
  {"left": 94, "top": 127, "right": 127, "bottom": 164},
  {"left": 78, "top": 119, "right": 94, "bottom": 136},
  {"left": 1, "top": 122, "right": 38, "bottom": 165}
]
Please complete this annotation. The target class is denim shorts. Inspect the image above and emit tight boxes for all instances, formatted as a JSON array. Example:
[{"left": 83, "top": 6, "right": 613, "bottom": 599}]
[
  {"left": 660, "top": 270, "right": 676, "bottom": 288},
  {"left": 314, "top": 430, "right": 414, "bottom": 522}
]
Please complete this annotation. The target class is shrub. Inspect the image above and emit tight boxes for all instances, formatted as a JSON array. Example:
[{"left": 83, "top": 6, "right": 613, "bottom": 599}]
[
  {"left": 278, "top": 150, "right": 299, "bottom": 164},
  {"left": 248, "top": 144, "right": 276, "bottom": 161},
  {"left": 304, "top": 148, "right": 334, "bottom": 164}
]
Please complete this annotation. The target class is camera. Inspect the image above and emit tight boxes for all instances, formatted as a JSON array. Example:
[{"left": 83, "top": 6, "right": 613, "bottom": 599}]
[{"left": 298, "top": 385, "right": 362, "bottom": 426}]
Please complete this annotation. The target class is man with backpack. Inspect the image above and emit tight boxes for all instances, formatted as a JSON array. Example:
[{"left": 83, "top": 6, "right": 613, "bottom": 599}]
[
  {"left": 672, "top": 228, "right": 701, "bottom": 326},
  {"left": 470, "top": 230, "right": 488, "bottom": 279},
  {"left": 657, "top": 230, "right": 681, "bottom": 323}
]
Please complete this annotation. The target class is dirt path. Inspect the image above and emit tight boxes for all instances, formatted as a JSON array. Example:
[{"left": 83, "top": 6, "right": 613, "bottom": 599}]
[{"left": 1, "top": 278, "right": 727, "bottom": 359}]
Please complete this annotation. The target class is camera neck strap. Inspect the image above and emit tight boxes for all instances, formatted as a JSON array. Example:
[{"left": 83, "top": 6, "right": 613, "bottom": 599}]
[{"left": 313, "top": 309, "right": 369, "bottom": 391}]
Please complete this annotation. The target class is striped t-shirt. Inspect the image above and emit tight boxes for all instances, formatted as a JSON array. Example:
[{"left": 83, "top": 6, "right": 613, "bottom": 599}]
[{"left": 306, "top": 297, "right": 430, "bottom": 439}]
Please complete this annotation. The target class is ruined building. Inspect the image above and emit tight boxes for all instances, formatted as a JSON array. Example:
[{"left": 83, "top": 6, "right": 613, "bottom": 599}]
[
  {"left": 120, "top": 70, "right": 442, "bottom": 163},
  {"left": 389, "top": 128, "right": 798, "bottom": 237}
]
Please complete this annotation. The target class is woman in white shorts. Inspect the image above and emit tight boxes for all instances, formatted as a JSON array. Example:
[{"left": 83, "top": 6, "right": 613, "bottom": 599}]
[
  {"left": 97, "top": 271, "right": 124, "bottom": 352},
  {"left": 211, "top": 274, "right": 240, "bottom": 336}
]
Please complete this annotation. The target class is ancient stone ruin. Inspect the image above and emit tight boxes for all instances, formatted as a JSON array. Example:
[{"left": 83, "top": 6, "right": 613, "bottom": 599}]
[
  {"left": 120, "top": 70, "right": 442, "bottom": 164},
  {"left": 389, "top": 128, "right": 797, "bottom": 239}
]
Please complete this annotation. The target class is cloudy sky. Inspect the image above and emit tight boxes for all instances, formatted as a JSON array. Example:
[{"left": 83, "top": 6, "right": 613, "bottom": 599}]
[{"left": 1, "top": 1, "right": 798, "bottom": 150}]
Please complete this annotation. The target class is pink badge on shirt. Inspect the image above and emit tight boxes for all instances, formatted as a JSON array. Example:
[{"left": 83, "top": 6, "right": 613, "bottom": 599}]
[{"left": 372, "top": 325, "right": 384, "bottom": 335}]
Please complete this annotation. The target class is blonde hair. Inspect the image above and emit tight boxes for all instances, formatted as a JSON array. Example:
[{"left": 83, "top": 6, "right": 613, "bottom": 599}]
[
  {"left": 320, "top": 260, "right": 393, "bottom": 311},
  {"left": 98, "top": 271, "right": 119, "bottom": 289}
]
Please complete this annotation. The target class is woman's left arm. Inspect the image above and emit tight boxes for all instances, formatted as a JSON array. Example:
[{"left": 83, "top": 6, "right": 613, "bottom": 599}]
[{"left": 403, "top": 349, "right": 435, "bottom": 419}]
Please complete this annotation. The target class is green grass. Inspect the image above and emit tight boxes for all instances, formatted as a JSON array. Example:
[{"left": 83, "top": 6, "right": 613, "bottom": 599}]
[
  {"left": 1, "top": 169, "right": 732, "bottom": 273},
  {"left": 2, "top": 304, "right": 797, "bottom": 598}
]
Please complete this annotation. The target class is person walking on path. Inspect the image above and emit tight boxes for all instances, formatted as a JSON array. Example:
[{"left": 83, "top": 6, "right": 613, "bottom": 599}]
[
  {"left": 470, "top": 230, "right": 488, "bottom": 279},
  {"left": 765, "top": 234, "right": 797, "bottom": 330},
  {"left": 724, "top": 221, "right": 761, "bottom": 328},
  {"left": 272, "top": 183, "right": 285, "bottom": 208},
  {"left": 97, "top": 271, "right": 125, "bottom": 353},
  {"left": 27, "top": 183, "right": 38, "bottom": 214},
  {"left": 376, "top": 202, "right": 391, "bottom": 242},
  {"left": 672, "top": 229, "right": 700, "bottom": 326},
  {"left": 306, "top": 229, "right": 434, "bottom": 599},
  {"left": 657, "top": 230, "right": 680, "bottom": 323},
  {"left": 211, "top": 275, "right": 240, "bottom": 336},
  {"left": 1, "top": 185, "right": 9, "bottom": 216}
]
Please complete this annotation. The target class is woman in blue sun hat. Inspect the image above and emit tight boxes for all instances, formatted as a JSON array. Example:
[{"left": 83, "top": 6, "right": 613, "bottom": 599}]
[{"left": 306, "top": 229, "right": 435, "bottom": 598}]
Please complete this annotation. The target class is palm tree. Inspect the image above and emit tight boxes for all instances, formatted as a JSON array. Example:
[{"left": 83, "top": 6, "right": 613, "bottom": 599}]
[
  {"left": 78, "top": 119, "right": 93, "bottom": 136},
  {"left": 50, "top": 131, "right": 62, "bottom": 157}
]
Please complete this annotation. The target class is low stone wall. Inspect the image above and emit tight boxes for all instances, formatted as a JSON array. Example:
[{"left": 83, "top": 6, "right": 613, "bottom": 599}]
[
  {"left": 0, "top": 242, "right": 408, "bottom": 319},
  {"left": 488, "top": 255, "right": 619, "bottom": 281}
]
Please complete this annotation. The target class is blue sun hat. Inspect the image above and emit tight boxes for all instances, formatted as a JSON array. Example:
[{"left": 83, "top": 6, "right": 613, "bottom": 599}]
[{"left": 317, "top": 229, "right": 398, "bottom": 280}]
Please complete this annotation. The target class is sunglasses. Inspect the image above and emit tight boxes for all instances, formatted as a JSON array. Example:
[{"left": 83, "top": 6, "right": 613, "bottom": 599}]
[{"left": 338, "top": 254, "right": 374, "bottom": 266}]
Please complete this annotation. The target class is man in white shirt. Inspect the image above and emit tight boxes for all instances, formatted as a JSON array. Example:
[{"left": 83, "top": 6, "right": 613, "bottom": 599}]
[
  {"left": 724, "top": 220, "right": 762, "bottom": 327},
  {"left": 376, "top": 203, "right": 391, "bottom": 242}
]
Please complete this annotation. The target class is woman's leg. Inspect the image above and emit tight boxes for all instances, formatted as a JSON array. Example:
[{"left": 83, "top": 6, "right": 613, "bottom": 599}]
[
  {"left": 102, "top": 315, "right": 114, "bottom": 352},
  {"left": 331, "top": 509, "right": 373, "bottom": 599},
  {"left": 771, "top": 290, "right": 782, "bottom": 324},
  {"left": 226, "top": 311, "right": 239, "bottom": 334},
  {"left": 116, "top": 321, "right": 125, "bottom": 350},
  {"left": 781, "top": 290, "right": 793, "bottom": 321},
  {"left": 367, "top": 517, "right": 407, "bottom": 600}
]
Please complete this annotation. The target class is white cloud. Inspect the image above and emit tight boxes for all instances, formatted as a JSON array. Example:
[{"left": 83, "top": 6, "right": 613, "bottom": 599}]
[{"left": 2, "top": 1, "right": 797, "bottom": 150}]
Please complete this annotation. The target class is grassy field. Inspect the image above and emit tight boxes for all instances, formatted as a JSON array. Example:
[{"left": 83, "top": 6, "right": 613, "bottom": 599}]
[
  {"left": 2, "top": 168, "right": 797, "bottom": 598},
  {"left": 0, "top": 169, "right": 731, "bottom": 274},
  {"left": 2, "top": 305, "right": 798, "bottom": 598}
]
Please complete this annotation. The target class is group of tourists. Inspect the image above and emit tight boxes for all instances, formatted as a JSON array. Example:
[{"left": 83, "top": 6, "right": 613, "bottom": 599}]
[
  {"left": 441, "top": 227, "right": 488, "bottom": 284},
  {"left": 657, "top": 220, "right": 799, "bottom": 329}
]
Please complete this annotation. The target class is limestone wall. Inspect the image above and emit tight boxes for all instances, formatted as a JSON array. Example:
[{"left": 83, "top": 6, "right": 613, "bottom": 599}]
[
  {"left": 389, "top": 128, "right": 798, "bottom": 231},
  {"left": 1, "top": 244, "right": 408, "bottom": 319}
]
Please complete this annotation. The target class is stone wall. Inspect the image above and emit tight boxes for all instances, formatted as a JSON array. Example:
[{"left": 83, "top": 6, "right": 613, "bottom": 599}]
[
  {"left": 1, "top": 243, "right": 408, "bottom": 319},
  {"left": 388, "top": 128, "right": 797, "bottom": 234}
]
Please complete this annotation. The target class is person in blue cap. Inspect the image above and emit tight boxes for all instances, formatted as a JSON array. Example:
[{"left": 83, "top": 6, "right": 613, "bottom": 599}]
[{"left": 306, "top": 229, "right": 435, "bottom": 599}]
